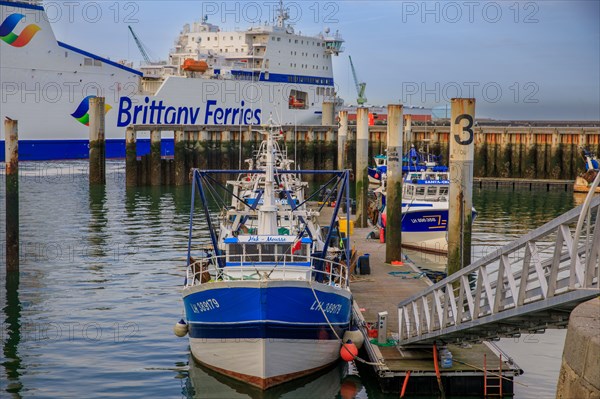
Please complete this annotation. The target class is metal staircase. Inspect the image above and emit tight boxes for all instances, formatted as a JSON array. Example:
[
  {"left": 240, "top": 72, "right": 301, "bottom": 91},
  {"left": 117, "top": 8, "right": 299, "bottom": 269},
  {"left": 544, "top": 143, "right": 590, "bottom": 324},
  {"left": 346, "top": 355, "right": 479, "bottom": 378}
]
[{"left": 397, "top": 192, "right": 600, "bottom": 346}]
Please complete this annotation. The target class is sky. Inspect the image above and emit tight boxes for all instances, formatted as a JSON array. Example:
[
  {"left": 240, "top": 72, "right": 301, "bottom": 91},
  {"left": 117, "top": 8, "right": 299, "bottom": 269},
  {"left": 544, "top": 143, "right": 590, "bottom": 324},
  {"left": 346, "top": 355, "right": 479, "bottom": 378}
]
[{"left": 46, "top": 0, "right": 600, "bottom": 120}]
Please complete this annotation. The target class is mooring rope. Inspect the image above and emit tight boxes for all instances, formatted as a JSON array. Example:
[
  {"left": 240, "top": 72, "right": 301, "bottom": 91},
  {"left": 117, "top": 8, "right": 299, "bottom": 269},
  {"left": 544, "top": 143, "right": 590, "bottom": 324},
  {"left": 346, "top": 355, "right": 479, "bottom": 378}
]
[{"left": 308, "top": 281, "right": 385, "bottom": 367}]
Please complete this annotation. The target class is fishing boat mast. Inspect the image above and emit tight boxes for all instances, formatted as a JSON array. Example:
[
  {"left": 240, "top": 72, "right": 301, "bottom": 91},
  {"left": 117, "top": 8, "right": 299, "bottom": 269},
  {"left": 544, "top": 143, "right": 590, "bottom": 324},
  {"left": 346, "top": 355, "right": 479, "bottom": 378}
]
[{"left": 258, "top": 127, "right": 279, "bottom": 235}]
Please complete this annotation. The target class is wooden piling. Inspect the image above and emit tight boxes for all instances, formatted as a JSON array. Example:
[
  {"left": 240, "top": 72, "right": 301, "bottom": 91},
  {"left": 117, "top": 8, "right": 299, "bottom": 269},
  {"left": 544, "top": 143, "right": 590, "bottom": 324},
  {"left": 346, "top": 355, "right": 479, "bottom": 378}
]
[
  {"left": 404, "top": 114, "right": 412, "bottom": 146},
  {"left": 150, "top": 129, "right": 161, "bottom": 186},
  {"left": 5, "top": 118, "right": 19, "bottom": 271},
  {"left": 447, "top": 98, "right": 476, "bottom": 276},
  {"left": 385, "top": 104, "right": 404, "bottom": 263},
  {"left": 174, "top": 130, "right": 186, "bottom": 186},
  {"left": 322, "top": 101, "right": 335, "bottom": 126},
  {"left": 89, "top": 97, "right": 106, "bottom": 185},
  {"left": 338, "top": 110, "right": 348, "bottom": 170},
  {"left": 355, "top": 107, "right": 370, "bottom": 228},
  {"left": 125, "top": 127, "right": 137, "bottom": 187}
]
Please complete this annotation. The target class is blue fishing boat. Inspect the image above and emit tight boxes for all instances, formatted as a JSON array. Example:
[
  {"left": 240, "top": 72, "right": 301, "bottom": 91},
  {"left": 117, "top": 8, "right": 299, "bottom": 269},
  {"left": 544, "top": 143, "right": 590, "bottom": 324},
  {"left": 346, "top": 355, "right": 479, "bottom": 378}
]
[
  {"left": 178, "top": 126, "right": 353, "bottom": 389},
  {"left": 375, "top": 170, "right": 476, "bottom": 254},
  {"left": 368, "top": 144, "right": 448, "bottom": 184}
]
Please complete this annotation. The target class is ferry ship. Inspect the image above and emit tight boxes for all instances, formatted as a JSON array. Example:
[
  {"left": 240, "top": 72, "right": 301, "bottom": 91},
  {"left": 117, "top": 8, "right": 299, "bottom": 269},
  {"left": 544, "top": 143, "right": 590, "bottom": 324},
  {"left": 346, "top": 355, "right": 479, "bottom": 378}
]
[{"left": 0, "top": 0, "right": 344, "bottom": 160}]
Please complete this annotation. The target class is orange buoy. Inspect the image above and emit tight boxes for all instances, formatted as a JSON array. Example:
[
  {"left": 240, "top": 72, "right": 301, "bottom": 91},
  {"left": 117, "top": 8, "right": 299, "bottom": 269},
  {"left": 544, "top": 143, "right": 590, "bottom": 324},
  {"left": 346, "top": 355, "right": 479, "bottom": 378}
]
[{"left": 340, "top": 340, "right": 358, "bottom": 362}]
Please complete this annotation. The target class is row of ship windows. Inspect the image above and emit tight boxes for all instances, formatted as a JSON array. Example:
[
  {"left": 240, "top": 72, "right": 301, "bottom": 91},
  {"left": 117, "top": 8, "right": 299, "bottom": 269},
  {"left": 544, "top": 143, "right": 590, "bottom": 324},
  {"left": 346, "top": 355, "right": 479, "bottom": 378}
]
[
  {"left": 290, "top": 51, "right": 324, "bottom": 59},
  {"left": 286, "top": 76, "right": 333, "bottom": 85},
  {"left": 317, "top": 87, "right": 335, "bottom": 96},
  {"left": 83, "top": 57, "right": 102, "bottom": 67},
  {"left": 201, "top": 35, "right": 322, "bottom": 47},
  {"left": 282, "top": 38, "right": 322, "bottom": 47},
  {"left": 290, "top": 63, "right": 329, "bottom": 70}
]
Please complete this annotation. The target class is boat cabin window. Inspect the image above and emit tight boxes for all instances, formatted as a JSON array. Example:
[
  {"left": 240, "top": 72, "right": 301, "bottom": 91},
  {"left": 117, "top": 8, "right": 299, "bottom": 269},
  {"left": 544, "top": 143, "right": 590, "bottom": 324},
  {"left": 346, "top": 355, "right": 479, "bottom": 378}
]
[
  {"left": 415, "top": 187, "right": 425, "bottom": 197},
  {"left": 406, "top": 185, "right": 415, "bottom": 197},
  {"left": 427, "top": 186, "right": 437, "bottom": 197},
  {"left": 425, "top": 173, "right": 436, "bottom": 180},
  {"left": 439, "top": 187, "right": 449, "bottom": 196},
  {"left": 226, "top": 242, "right": 310, "bottom": 264}
]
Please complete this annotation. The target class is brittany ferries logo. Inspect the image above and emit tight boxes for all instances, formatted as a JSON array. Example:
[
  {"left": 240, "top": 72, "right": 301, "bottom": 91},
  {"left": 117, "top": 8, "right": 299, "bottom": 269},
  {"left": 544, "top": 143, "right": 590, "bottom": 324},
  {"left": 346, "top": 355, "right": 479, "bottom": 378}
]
[
  {"left": 117, "top": 97, "right": 262, "bottom": 127},
  {"left": 71, "top": 96, "right": 112, "bottom": 126},
  {"left": 0, "top": 13, "right": 41, "bottom": 47}
]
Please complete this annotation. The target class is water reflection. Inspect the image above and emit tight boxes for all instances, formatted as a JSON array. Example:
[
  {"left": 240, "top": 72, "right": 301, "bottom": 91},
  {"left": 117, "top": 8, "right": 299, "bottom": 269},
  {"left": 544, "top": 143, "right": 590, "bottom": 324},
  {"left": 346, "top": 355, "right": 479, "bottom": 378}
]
[
  {"left": 88, "top": 184, "right": 108, "bottom": 258},
  {"left": 184, "top": 357, "right": 358, "bottom": 399},
  {"left": 2, "top": 272, "right": 23, "bottom": 397}
]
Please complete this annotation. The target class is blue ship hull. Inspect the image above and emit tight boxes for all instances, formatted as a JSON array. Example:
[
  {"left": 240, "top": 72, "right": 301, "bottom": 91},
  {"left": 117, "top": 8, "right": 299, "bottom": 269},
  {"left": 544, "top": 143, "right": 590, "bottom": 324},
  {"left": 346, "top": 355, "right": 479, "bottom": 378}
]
[{"left": 183, "top": 282, "right": 352, "bottom": 339}]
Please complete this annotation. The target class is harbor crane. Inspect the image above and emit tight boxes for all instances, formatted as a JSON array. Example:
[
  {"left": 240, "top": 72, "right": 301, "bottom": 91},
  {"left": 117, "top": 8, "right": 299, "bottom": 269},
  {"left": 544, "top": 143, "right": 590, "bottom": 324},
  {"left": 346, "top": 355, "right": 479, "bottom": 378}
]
[
  {"left": 128, "top": 25, "right": 154, "bottom": 64},
  {"left": 349, "top": 55, "right": 367, "bottom": 106}
]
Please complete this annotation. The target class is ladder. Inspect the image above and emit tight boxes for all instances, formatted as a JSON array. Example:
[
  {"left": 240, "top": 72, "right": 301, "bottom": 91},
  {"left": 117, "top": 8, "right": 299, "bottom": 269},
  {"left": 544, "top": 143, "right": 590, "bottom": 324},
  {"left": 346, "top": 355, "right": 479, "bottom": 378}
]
[{"left": 484, "top": 353, "right": 503, "bottom": 397}]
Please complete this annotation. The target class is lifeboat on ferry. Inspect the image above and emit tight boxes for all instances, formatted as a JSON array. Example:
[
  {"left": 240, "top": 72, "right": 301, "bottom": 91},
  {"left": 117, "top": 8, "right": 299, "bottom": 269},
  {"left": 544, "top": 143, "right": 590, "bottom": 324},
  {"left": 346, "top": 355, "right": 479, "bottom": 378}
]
[
  {"left": 288, "top": 95, "right": 305, "bottom": 109},
  {"left": 182, "top": 59, "right": 208, "bottom": 73}
]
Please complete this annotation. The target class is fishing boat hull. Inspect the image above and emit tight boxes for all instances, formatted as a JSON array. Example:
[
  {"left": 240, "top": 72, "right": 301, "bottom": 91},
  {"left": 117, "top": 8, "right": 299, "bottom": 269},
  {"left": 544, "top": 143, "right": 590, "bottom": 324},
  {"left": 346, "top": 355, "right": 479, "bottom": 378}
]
[
  {"left": 182, "top": 280, "right": 352, "bottom": 389},
  {"left": 400, "top": 206, "right": 449, "bottom": 254},
  {"left": 395, "top": 205, "right": 476, "bottom": 254}
]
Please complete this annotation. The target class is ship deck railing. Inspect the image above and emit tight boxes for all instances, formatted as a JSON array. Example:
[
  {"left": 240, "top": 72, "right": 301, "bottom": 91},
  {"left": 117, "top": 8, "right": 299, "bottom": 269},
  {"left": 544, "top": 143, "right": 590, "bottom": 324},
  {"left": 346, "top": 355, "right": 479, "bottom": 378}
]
[{"left": 185, "top": 254, "right": 349, "bottom": 289}]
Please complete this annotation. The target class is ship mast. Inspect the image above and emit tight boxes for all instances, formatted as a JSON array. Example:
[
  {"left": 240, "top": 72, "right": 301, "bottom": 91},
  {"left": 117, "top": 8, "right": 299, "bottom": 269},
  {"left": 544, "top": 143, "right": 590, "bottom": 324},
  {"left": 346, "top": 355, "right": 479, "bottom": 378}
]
[
  {"left": 276, "top": 0, "right": 289, "bottom": 28},
  {"left": 257, "top": 127, "right": 278, "bottom": 235}
]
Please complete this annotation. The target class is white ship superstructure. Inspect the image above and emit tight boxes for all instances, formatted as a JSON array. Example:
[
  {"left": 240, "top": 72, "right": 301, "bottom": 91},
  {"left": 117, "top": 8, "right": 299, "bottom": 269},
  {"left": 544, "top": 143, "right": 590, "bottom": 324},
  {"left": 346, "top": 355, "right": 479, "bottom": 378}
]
[{"left": 0, "top": 0, "right": 343, "bottom": 160}]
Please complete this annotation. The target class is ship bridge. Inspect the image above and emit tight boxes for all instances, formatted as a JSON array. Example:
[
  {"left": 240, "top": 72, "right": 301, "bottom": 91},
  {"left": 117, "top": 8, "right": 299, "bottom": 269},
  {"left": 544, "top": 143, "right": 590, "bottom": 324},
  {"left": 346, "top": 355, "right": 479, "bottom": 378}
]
[{"left": 323, "top": 30, "right": 345, "bottom": 55}]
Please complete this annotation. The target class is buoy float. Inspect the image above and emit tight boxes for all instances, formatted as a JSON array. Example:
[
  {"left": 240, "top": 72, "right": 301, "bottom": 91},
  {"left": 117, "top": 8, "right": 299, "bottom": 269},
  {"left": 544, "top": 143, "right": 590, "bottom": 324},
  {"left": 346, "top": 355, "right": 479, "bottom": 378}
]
[
  {"left": 340, "top": 340, "right": 358, "bottom": 362},
  {"left": 342, "top": 326, "right": 364, "bottom": 350},
  {"left": 173, "top": 319, "right": 188, "bottom": 337}
]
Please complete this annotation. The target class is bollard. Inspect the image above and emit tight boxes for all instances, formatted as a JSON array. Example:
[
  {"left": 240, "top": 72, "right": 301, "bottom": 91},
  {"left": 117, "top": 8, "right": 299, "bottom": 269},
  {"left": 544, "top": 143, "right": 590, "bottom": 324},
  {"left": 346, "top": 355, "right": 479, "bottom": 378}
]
[
  {"left": 322, "top": 101, "right": 335, "bottom": 126},
  {"left": 5, "top": 118, "right": 19, "bottom": 271},
  {"left": 89, "top": 97, "right": 106, "bottom": 185},
  {"left": 355, "top": 107, "right": 370, "bottom": 227},
  {"left": 447, "top": 98, "right": 476, "bottom": 276},
  {"left": 174, "top": 130, "right": 186, "bottom": 186},
  {"left": 338, "top": 110, "right": 348, "bottom": 170},
  {"left": 150, "top": 129, "right": 161, "bottom": 186},
  {"left": 125, "top": 127, "right": 137, "bottom": 187},
  {"left": 385, "top": 104, "right": 404, "bottom": 263}
]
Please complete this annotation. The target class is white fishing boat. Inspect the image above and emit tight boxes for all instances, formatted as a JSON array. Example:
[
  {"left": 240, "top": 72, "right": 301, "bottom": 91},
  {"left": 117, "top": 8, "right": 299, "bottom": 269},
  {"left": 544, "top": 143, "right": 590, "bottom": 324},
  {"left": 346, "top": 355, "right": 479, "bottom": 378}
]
[{"left": 178, "top": 124, "right": 353, "bottom": 389}]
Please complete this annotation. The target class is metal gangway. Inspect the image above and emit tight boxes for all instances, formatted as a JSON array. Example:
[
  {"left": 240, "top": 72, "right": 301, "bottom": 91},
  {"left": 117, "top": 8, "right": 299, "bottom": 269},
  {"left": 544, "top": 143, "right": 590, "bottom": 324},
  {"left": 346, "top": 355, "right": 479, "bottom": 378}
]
[{"left": 398, "top": 189, "right": 600, "bottom": 346}]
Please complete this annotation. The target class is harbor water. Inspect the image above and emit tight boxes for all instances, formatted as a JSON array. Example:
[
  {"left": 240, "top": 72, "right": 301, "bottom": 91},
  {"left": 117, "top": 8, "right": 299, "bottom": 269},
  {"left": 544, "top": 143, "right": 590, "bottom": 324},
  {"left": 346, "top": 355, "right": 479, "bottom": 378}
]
[{"left": 1, "top": 161, "right": 577, "bottom": 398}]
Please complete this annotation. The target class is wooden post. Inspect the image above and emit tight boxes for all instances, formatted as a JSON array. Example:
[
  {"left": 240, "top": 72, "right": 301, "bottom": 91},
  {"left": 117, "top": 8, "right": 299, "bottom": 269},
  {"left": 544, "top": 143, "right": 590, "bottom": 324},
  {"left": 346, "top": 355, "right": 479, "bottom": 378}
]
[
  {"left": 404, "top": 114, "right": 413, "bottom": 147},
  {"left": 174, "top": 130, "right": 186, "bottom": 186},
  {"left": 150, "top": 129, "right": 161, "bottom": 186},
  {"left": 125, "top": 127, "right": 137, "bottom": 187},
  {"left": 447, "top": 98, "right": 476, "bottom": 276},
  {"left": 385, "top": 105, "right": 404, "bottom": 263},
  {"left": 5, "top": 118, "right": 19, "bottom": 271},
  {"left": 322, "top": 101, "right": 335, "bottom": 126},
  {"left": 355, "top": 107, "right": 370, "bottom": 227},
  {"left": 338, "top": 110, "right": 348, "bottom": 170},
  {"left": 89, "top": 97, "right": 106, "bottom": 185}
]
